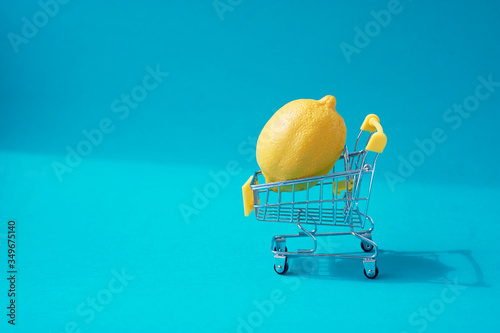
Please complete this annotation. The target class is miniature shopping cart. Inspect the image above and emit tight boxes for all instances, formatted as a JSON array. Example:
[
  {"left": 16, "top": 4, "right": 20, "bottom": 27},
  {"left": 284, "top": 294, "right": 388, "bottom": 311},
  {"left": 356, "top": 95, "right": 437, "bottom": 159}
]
[{"left": 242, "top": 114, "right": 387, "bottom": 279}]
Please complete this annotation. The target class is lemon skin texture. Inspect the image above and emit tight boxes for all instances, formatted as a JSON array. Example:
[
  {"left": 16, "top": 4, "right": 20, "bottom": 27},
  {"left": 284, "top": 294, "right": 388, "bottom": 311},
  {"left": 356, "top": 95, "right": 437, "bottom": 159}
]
[{"left": 256, "top": 95, "right": 346, "bottom": 192}]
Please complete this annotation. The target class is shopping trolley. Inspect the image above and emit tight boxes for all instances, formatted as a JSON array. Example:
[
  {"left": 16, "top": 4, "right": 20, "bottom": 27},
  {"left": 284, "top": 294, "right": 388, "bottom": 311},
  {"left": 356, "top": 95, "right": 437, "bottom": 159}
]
[{"left": 242, "top": 114, "right": 387, "bottom": 279}]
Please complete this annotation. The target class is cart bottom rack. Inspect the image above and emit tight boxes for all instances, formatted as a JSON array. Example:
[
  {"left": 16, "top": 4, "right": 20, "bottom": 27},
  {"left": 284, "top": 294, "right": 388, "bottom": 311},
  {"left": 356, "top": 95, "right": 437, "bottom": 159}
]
[{"left": 270, "top": 212, "right": 378, "bottom": 279}]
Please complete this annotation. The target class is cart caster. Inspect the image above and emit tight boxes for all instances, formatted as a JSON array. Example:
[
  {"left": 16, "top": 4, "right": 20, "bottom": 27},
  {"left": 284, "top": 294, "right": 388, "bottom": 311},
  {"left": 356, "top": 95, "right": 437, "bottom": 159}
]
[
  {"left": 274, "top": 261, "right": 289, "bottom": 275},
  {"left": 361, "top": 241, "right": 374, "bottom": 252},
  {"left": 363, "top": 266, "right": 379, "bottom": 279},
  {"left": 362, "top": 259, "right": 378, "bottom": 279},
  {"left": 273, "top": 242, "right": 288, "bottom": 275}
]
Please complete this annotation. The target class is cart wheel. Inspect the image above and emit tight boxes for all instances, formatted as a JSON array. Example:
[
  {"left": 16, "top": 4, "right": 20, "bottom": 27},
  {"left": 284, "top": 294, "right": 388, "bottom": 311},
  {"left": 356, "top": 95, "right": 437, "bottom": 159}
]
[
  {"left": 274, "top": 261, "right": 289, "bottom": 275},
  {"left": 363, "top": 266, "right": 379, "bottom": 279},
  {"left": 361, "top": 241, "right": 374, "bottom": 252}
]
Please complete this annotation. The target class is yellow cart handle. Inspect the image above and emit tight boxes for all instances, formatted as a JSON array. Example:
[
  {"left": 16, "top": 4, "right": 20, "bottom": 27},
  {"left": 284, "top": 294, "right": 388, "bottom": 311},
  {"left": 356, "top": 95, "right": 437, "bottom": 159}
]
[
  {"left": 360, "top": 114, "right": 387, "bottom": 153},
  {"left": 242, "top": 175, "right": 255, "bottom": 216}
]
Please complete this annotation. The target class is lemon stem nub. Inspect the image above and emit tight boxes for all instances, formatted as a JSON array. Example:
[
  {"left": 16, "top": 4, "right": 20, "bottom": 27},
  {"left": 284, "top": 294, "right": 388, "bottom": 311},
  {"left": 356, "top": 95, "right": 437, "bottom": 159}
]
[{"left": 319, "top": 95, "right": 336, "bottom": 108}]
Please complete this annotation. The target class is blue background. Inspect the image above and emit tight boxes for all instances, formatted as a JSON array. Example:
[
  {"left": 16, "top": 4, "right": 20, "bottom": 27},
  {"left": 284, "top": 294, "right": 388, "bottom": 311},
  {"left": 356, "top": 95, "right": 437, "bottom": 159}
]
[{"left": 1, "top": 0, "right": 499, "bottom": 332}]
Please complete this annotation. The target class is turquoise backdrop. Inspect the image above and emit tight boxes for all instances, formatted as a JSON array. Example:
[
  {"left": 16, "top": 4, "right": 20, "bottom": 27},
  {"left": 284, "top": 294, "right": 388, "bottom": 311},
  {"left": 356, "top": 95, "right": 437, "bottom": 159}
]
[{"left": 0, "top": 0, "right": 499, "bottom": 332}]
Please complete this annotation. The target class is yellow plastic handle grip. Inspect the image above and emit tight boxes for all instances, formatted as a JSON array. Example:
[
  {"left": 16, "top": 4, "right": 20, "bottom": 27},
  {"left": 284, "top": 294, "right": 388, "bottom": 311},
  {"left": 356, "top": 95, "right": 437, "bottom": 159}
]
[
  {"left": 360, "top": 114, "right": 380, "bottom": 132},
  {"left": 361, "top": 114, "right": 387, "bottom": 153},
  {"left": 242, "top": 175, "right": 255, "bottom": 216}
]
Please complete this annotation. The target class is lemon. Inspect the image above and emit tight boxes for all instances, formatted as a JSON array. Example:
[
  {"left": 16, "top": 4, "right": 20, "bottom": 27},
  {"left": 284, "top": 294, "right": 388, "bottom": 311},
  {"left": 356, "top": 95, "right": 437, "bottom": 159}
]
[{"left": 256, "top": 95, "right": 346, "bottom": 192}]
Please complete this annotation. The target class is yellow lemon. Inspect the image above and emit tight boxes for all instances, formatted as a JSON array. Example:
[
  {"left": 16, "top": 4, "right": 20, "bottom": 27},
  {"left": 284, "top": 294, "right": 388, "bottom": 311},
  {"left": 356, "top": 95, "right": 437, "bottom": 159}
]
[{"left": 256, "top": 95, "right": 346, "bottom": 192}]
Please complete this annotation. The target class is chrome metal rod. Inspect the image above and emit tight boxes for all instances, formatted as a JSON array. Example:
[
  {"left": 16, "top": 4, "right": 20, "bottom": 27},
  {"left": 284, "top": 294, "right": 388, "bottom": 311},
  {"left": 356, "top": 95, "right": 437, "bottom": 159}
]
[{"left": 296, "top": 223, "right": 317, "bottom": 253}]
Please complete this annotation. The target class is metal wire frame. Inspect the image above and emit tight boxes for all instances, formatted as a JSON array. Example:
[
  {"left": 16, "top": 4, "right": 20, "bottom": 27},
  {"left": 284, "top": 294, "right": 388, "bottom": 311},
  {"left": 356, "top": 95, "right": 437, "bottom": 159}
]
[{"left": 250, "top": 146, "right": 378, "bottom": 231}]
